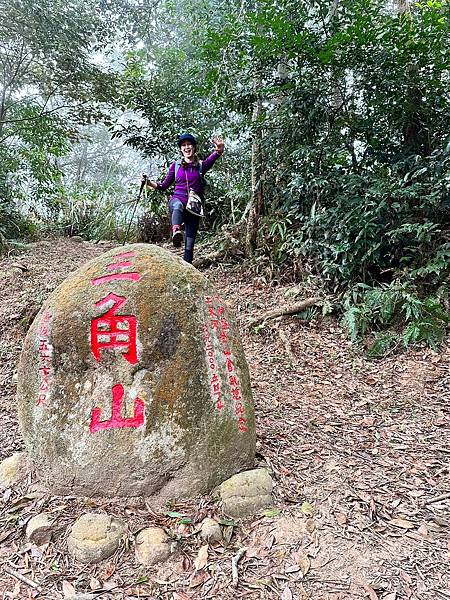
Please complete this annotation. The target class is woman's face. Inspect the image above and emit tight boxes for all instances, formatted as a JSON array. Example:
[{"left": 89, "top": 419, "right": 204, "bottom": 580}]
[{"left": 180, "top": 141, "right": 195, "bottom": 160}]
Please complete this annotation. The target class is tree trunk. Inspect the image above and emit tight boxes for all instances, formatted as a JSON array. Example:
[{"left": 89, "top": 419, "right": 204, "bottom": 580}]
[
  {"left": 245, "top": 91, "right": 263, "bottom": 256},
  {"left": 393, "top": 0, "right": 430, "bottom": 156},
  {"left": 394, "top": 0, "right": 410, "bottom": 13}
]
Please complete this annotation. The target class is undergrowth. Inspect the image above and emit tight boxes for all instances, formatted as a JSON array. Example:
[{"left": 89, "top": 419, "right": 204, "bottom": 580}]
[{"left": 342, "top": 281, "right": 450, "bottom": 357}]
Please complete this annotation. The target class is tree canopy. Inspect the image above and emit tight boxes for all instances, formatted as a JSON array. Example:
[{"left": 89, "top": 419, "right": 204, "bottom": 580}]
[{"left": 1, "top": 0, "right": 449, "bottom": 352}]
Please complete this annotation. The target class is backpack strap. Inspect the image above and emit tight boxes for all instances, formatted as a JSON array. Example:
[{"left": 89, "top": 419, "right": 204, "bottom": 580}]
[{"left": 175, "top": 160, "right": 203, "bottom": 180}]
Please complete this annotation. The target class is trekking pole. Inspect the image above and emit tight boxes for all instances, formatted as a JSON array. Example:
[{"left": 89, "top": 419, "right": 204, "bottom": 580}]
[{"left": 122, "top": 174, "right": 147, "bottom": 245}]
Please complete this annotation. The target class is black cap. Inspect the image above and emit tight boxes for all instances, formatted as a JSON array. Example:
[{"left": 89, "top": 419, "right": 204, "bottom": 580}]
[{"left": 178, "top": 133, "right": 197, "bottom": 147}]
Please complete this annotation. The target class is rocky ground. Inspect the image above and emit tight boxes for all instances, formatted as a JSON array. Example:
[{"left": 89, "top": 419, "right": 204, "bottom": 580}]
[{"left": 0, "top": 238, "right": 449, "bottom": 600}]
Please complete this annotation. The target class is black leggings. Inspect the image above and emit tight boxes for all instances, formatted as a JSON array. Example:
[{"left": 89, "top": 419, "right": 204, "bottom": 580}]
[{"left": 169, "top": 199, "right": 200, "bottom": 264}]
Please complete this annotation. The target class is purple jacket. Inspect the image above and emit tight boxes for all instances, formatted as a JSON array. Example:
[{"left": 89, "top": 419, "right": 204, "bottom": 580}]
[{"left": 156, "top": 151, "right": 221, "bottom": 204}]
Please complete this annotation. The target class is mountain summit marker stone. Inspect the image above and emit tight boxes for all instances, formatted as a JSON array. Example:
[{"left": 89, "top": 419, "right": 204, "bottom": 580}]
[{"left": 17, "top": 244, "right": 255, "bottom": 498}]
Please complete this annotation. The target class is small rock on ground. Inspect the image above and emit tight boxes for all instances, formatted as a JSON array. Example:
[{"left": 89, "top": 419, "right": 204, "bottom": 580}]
[
  {"left": 135, "top": 527, "right": 171, "bottom": 566},
  {"left": 200, "top": 518, "right": 223, "bottom": 543},
  {"left": 67, "top": 513, "right": 126, "bottom": 564},
  {"left": 26, "top": 513, "right": 54, "bottom": 544},
  {"left": 219, "top": 468, "right": 274, "bottom": 518},
  {"left": 0, "top": 452, "right": 30, "bottom": 488}
]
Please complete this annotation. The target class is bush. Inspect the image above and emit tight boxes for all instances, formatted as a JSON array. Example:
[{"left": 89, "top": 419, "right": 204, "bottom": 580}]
[
  {"left": 137, "top": 210, "right": 170, "bottom": 243},
  {"left": 0, "top": 200, "right": 38, "bottom": 254},
  {"left": 342, "top": 280, "right": 450, "bottom": 356}
]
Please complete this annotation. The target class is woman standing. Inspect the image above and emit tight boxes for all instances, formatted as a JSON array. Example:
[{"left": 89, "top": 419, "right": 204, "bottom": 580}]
[{"left": 146, "top": 134, "right": 224, "bottom": 263}]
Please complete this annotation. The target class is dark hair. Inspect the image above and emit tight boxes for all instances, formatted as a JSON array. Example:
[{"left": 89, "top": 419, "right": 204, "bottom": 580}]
[{"left": 181, "top": 154, "right": 199, "bottom": 167}]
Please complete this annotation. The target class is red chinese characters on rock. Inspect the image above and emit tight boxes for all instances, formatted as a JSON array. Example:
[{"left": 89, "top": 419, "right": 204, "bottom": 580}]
[
  {"left": 91, "top": 293, "right": 138, "bottom": 365},
  {"left": 204, "top": 296, "right": 247, "bottom": 432},
  {"left": 90, "top": 384, "right": 144, "bottom": 433},
  {"left": 203, "top": 324, "right": 223, "bottom": 410},
  {"left": 223, "top": 348, "right": 247, "bottom": 432},
  {"left": 37, "top": 311, "right": 52, "bottom": 406},
  {"left": 91, "top": 251, "right": 142, "bottom": 286},
  {"left": 89, "top": 251, "right": 144, "bottom": 433}
]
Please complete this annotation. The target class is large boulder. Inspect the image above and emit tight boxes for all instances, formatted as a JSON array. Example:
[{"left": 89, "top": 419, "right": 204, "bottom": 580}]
[{"left": 17, "top": 244, "right": 255, "bottom": 498}]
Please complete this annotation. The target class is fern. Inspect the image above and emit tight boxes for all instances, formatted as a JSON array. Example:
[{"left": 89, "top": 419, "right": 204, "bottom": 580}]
[
  {"left": 367, "top": 333, "right": 398, "bottom": 358},
  {"left": 411, "top": 244, "right": 450, "bottom": 280},
  {"left": 343, "top": 281, "right": 450, "bottom": 356},
  {"left": 342, "top": 306, "right": 363, "bottom": 340}
]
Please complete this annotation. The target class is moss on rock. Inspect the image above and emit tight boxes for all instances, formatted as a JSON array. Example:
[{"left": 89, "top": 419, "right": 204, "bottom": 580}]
[{"left": 17, "top": 244, "right": 255, "bottom": 499}]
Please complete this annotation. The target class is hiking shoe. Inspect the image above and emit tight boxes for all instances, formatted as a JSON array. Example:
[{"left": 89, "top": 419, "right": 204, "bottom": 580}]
[{"left": 172, "top": 228, "right": 183, "bottom": 248}]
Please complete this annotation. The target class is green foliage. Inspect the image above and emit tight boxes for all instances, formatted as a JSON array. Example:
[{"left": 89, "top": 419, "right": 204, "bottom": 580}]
[
  {"left": 137, "top": 192, "right": 170, "bottom": 243},
  {"left": 0, "top": 199, "right": 36, "bottom": 251},
  {"left": 186, "top": 0, "right": 450, "bottom": 352},
  {"left": 2, "top": 0, "right": 448, "bottom": 354},
  {"left": 54, "top": 182, "right": 139, "bottom": 242},
  {"left": 343, "top": 280, "right": 450, "bottom": 354},
  {"left": 114, "top": 0, "right": 450, "bottom": 352},
  {"left": 0, "top": 0, "right": 122, "bottom": 241}
]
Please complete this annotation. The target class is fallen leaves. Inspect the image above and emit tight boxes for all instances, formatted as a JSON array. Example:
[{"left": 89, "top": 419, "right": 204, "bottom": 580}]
[
  {"left": 193, "top": 545, "right": 208, "bottom": 571},
  {"left": 359, "top": 416, "right": 376, "bottom": 427},
  {"left": 100, "top": 561, "right": 116, "bottom": 581},
  {"left": 89, "top": 577, "right": 102, "bottom": 590},
  {"left": 62, "top": 580, "right": 76, "bottom": 598},
  {"left": 293, "top": 551, "right": 310, "bottom": 577},
  {"left": 389, "top": 518, "right": 415, "bottom": 530},
  {"left": 335, "top": 512, "right": 348, "bottom": 526},
  {"left": 417, "top": 523, "right": 429, "bottom": 538},
  {"left": 362, "top": 584, "right": 379, "bottom": 600},
  {"left": 189, "top": 569, "right": 209, "bottom": 589},
  {"left": 1, "top": 242, "right": 450, "bottom": 600},
  {"left": 262, "top": 508, "right": 281, "bottom": 518},
  {"left": 172, "top": 592, "right": 193, "bottom": 600},
  {"left": 281, "top": 585, "right": 293, "bottom": 599},
  {"left": 0, "top": 529, "right": 14, "bottom": 543}
]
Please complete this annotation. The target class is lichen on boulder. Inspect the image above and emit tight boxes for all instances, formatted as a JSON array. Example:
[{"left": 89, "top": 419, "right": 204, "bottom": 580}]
[
  {"left": 17, "top": 244, "right": 255, "bottom": 499},
  {"left": 135, "top": 527, "right": 172, "bottom": 566},
  {"left": 0, "top": 452, "right": 30, "bottom": 489},
  {"left": 219, "top": 468, "right": 274, "bottom": 518},
  {"left": 67, "top": 513, "right": 125, "bottom": 563}
]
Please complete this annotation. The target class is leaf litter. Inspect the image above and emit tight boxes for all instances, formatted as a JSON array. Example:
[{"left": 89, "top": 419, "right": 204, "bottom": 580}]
[{"left": 0, "top": 239, "right": 449, "bottom": 599}]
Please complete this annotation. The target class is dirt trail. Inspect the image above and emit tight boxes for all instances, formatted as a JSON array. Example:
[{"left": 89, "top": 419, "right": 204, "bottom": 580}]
[{"left": 0, "top": 239, "right": 449, "bottom": 600}]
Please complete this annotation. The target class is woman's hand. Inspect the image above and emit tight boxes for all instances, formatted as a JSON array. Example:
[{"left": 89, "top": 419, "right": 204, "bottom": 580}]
[
  {"left": 141, "top": 174, "right": 158, "bottom": 190},
  {"left": 213, "top": 136, "right": 225, "bottom": 155}
]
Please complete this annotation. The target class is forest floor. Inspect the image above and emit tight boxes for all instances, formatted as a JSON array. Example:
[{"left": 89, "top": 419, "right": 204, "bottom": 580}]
[{"left": 0, "top": 238, "right": 449, "bottom": 600}]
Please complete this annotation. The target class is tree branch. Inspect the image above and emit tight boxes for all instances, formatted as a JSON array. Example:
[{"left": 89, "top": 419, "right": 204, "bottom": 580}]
[{"left": 250, "top": 298, "right": 320, "bottom": 325}]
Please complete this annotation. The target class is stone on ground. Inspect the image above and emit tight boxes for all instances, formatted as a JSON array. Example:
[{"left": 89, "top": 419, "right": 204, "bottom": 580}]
[
  {"left": 67, "top": 513, "right": 125, "bottom": 563},
  {"left": 25, "top": 512, "right": 54, "bottom": 544},
  {"left": 0, "top": 452, "right": 29, "bottom": 488},
  {"left": 200, "top": 517, "right": 223, "bottom": 543},
  {"left": 17, "top": 244, "right": 255, "bottom": 499},
  {"left": 219, "top": 468, "right": 274, "bottom": 518},
  {"left": 135, "top": 527, "right": 171, "bottom": 566}
]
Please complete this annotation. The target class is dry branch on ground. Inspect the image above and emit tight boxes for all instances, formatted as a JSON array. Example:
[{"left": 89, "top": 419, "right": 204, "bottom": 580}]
[{"left": 250, "top": 297, "right": 320, "bottom": 325}]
